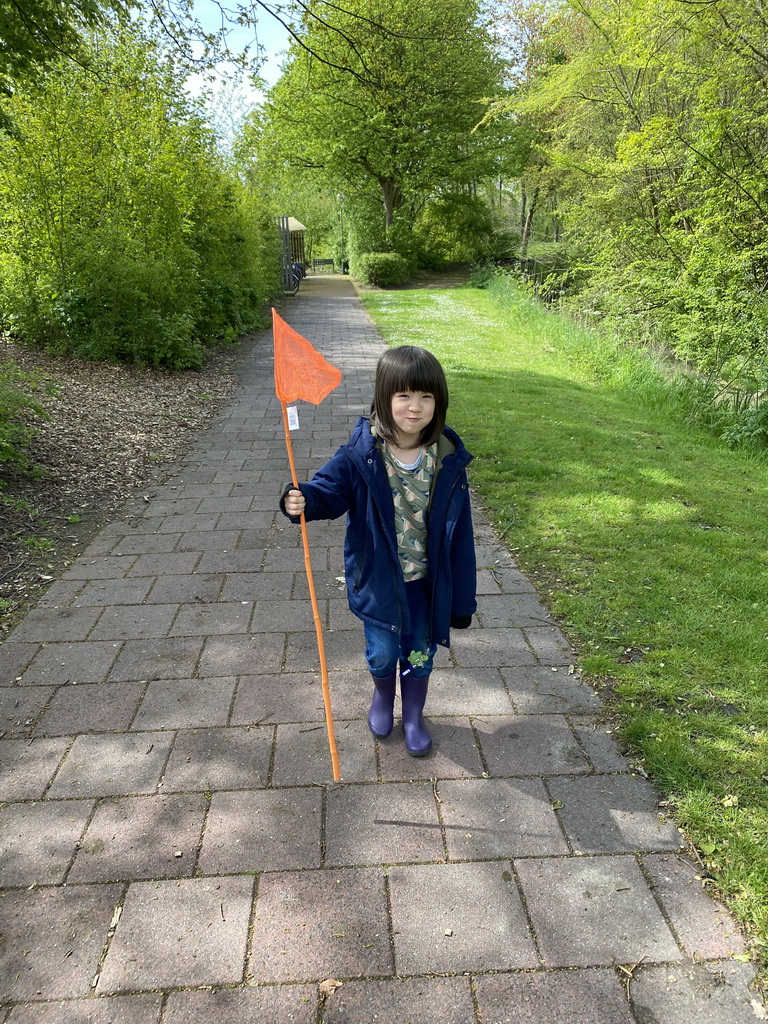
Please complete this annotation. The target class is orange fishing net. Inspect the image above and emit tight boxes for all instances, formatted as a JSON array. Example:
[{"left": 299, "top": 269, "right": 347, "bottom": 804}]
[{"left": 273, "top": 308, "right": 342, "bottom": 405}]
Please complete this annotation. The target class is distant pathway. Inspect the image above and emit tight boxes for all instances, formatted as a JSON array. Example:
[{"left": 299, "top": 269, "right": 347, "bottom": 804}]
[{"left": 0, "top": 274, "right": 759, "bottom": 1023}]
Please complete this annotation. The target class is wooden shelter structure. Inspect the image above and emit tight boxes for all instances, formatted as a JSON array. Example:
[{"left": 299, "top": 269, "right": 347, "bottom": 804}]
[{"left": 277, "top": 216, "right": 306, "bottom": 292}]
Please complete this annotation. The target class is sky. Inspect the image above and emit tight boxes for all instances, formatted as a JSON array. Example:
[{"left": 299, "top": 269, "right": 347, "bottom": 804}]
[{"left": 186, "top": 2, "right": 293, "bottom": 107}]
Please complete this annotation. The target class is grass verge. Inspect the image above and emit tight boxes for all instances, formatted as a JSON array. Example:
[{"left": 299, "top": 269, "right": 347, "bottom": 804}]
[{"left": 360, "top": 278, "right": 768, "bottom": 965}]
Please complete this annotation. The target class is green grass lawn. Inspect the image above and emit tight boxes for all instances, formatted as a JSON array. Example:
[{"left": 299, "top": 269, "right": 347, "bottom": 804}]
[{"left": 360, "top": 279, "right": 768, "bottom": 965}]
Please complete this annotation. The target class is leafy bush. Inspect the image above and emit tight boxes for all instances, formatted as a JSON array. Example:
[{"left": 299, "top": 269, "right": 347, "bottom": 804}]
[
  {"left": 0, "top": 362, "right": 50, "bottom": 470},
  {"left": 343, "top": 195, "right": 389, "bottom": 262},
  {"left": 721, "top": 402, "right": 768, "bottom": 449},
  {"left": 351, "top": 252, "right": 411, "bottom": 287},
  {"left": 469, "top": 262, "right": 497, "bottom": 288},
  {"left": 0, "top": 29, "right": 279, "bottom": 369},
  {"left": 414, "top": 194, "right": 495, "bottom": 265}
]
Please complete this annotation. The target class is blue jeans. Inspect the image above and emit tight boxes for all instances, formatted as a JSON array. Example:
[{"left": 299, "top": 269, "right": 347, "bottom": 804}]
[{"left": 364, "top": 578, "right": 437, "bottom": 679}]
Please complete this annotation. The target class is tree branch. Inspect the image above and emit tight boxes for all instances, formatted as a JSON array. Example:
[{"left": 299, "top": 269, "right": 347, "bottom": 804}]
[{"left": 676, "top": 129, "right": 768, "bottom": 222}]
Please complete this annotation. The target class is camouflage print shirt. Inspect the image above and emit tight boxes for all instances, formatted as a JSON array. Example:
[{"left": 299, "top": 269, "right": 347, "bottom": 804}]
[{"left": 380, "top": 442, "right": 437, "bottom": 581}]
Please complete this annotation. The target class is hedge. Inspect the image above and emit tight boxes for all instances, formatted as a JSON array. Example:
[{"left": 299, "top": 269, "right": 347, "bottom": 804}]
[{"left": 352, "top": 252, "right": 410, "bottom": 287}]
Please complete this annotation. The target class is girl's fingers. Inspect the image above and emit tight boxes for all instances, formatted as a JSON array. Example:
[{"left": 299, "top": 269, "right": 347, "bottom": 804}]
[{"left": 285, "top": 489, "right": 305, "bottom": 515}]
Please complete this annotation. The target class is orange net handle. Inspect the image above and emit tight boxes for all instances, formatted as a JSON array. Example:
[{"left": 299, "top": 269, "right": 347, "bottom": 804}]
[{"left": 281, "top": 402, "right": 341, "bottom": 782}]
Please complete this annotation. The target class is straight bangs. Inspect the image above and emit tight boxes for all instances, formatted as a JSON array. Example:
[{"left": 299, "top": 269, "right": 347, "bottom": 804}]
[{"left": 371, "top": 346, "right": 448, "bottom": 446}]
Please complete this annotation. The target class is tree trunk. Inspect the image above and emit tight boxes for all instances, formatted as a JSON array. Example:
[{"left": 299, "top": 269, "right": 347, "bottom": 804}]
[
  {"left": 381, "top": 178, "right": 400, "bottom": 229},
  {"left": 520, "top": 185, "right": 527, "bottom": 241},
  {"left": 520, "top": 185, "right": 540, "bottom": 257}
]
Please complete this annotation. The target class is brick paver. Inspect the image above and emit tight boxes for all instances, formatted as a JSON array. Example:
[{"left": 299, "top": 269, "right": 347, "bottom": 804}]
[
  {"left": 631, "top": 962, "right": 760, "bottom": 1023},
  {"left": 516, "top": 856, "right": 681, "bottom": 966},
  {"left": 162, "top": 987, "right": 315, "bottom": 1023},
  {"left": 0, "top": 274, "right": 757, "bottom": 1022},
  {"left": 68, "top": 793, "right": 208, "bottom": 882},
  {"left": 97, "top": 876, "right": 254, "bottom": 993},
  {"left": 322, "top": 977, "right": 476, "bottom": 1024},
  {"left": 474, "top": 970, "right": 636, "bottom": 1024},
  {"left": 249, "top": 867, "right": 393, "bottom": 983}
]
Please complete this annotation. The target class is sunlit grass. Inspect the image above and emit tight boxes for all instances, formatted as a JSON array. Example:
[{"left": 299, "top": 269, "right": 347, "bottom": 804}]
[{"left": 361, "top": 280, "right": 768, "bottom": 961}]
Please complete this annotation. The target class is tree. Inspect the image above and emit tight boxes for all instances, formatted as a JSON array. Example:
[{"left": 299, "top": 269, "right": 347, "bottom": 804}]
[
  {"left": 0, "top": 25, "right": 279, "bottom": 367},
  {"left": 0, "top": 0, "right": 125, "bottom": 128},
  {"left": 509, "top": 0, "right": 768, "bottom": 375},
  {"left": 259, "top": 0, "right": 507, "bottom": 242},
  {"left": 0, "top": 0, "right": 119, "bottom": 78},
  {"left": 2, "top": 0, "right": 479, "bottom": 100}
]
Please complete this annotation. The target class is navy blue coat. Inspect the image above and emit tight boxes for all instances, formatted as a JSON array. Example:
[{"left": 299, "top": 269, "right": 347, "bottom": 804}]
[{"left": 281, "top": 417, "right": 476, "bottom": 647}]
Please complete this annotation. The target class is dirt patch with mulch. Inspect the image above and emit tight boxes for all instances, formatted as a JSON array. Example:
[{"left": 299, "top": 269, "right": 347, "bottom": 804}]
[{"left": 0, "top": 338, "right": 249, "bottom": 639}]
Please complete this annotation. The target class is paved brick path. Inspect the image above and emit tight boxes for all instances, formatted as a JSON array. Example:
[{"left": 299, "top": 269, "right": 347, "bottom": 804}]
[{"left": 0, "top": 275, "right": 760, "bottom": 1023}]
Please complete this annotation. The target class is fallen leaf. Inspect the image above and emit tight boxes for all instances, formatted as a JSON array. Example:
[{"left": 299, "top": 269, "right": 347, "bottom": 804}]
[{"left": 319, "top": 979, "right": 343, "bottom": 999}]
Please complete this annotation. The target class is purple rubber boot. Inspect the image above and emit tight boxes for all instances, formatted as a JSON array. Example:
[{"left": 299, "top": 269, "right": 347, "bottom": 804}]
[
  {"left": 368, "top": 670, "right": 397, "bottom": 738},
  {"left": 401, "top": 674, "right": 432, "bottom": 756}
]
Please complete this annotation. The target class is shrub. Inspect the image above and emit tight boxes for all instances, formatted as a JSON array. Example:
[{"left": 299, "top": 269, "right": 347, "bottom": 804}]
[
  {"left": 413, "top": 194, "right": 495, "bottom": 265},
  {"left": 0, "top": 30, "right": 280, "bottom": 370},
  {"left": 352, "top": 252, "right": 410, "bottom": 287},
  {"left": 469, "top": 262, "right": 496, "bottom": 288},
  {"left": 0, "top": 362, "right": 50, "bottom": 471}
]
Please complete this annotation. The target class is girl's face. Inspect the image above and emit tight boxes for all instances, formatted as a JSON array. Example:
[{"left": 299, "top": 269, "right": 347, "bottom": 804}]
[{"left": 390, "top": 390, "right": 436, "bottom": 447}]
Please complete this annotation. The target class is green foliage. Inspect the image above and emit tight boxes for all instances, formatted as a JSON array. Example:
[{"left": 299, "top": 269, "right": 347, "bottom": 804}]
[
  {"left": 721, "top": 404, "right": 768, "bottom": 451},
  {"left": 260, "top": 0, "right": 508, "bottom": 249},
  {"left": 673, "top": 368, "right": 768, "bottom": 452},
  {"left": 414, "top": 193, "right": 495, "bottom": 265},
  {"left": 0, "top": 0, "right": 285, "bottom": 130},
  {"left": 24, "top": 534, "right": 53, "bottom": 551},
  {"left": 0, "top": 0, "right": 124, "bottom": 119},
  {"left": 481, "top": 264, "right": 768, "bottom": 449},
  {"left": 514, "top": 0, "right": 768, "bottom": 384},
  {"left": 344, "top": 195, "right": 391, "bottom": 263},
  {"left": 0, "top": 27, "right": 279, "bottom": 369},
  {"left": 351, "top": 252, "right": 411, "bottom": 287},
  {"left": 237, "top": 117, "right": 341, "bottom": 267},
  {"left": 468, "top": 262, "right": 497, "bottom": 288},
  {"left": 0, "top": 361, "right": 50, "bottom": 470}
]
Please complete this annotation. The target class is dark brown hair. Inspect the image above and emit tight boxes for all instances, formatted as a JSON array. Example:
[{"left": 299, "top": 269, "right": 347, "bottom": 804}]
[{"left": 370, "top": 346, "right": 448, "bottom": 446}]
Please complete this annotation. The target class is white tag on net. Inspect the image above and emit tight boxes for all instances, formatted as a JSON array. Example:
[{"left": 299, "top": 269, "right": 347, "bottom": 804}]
[{"left": 287, "top": 406, "right": 300, "bottom": 431}]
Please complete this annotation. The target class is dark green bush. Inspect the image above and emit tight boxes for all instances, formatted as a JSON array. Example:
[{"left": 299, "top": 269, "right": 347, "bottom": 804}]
[
  {"left": 469, "top": 262, "right": 497, "bottom": 288},
  {"left": 413, "top": 194, "right": 495, "bottom": 265},
  {"left": 352, "top": 252, "right": 411, "bottom": 287}
]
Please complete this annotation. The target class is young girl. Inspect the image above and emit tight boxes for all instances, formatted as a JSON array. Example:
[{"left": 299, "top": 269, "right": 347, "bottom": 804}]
[{"left": 280, "top": 345, "right": 476, "bottom": 756}]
